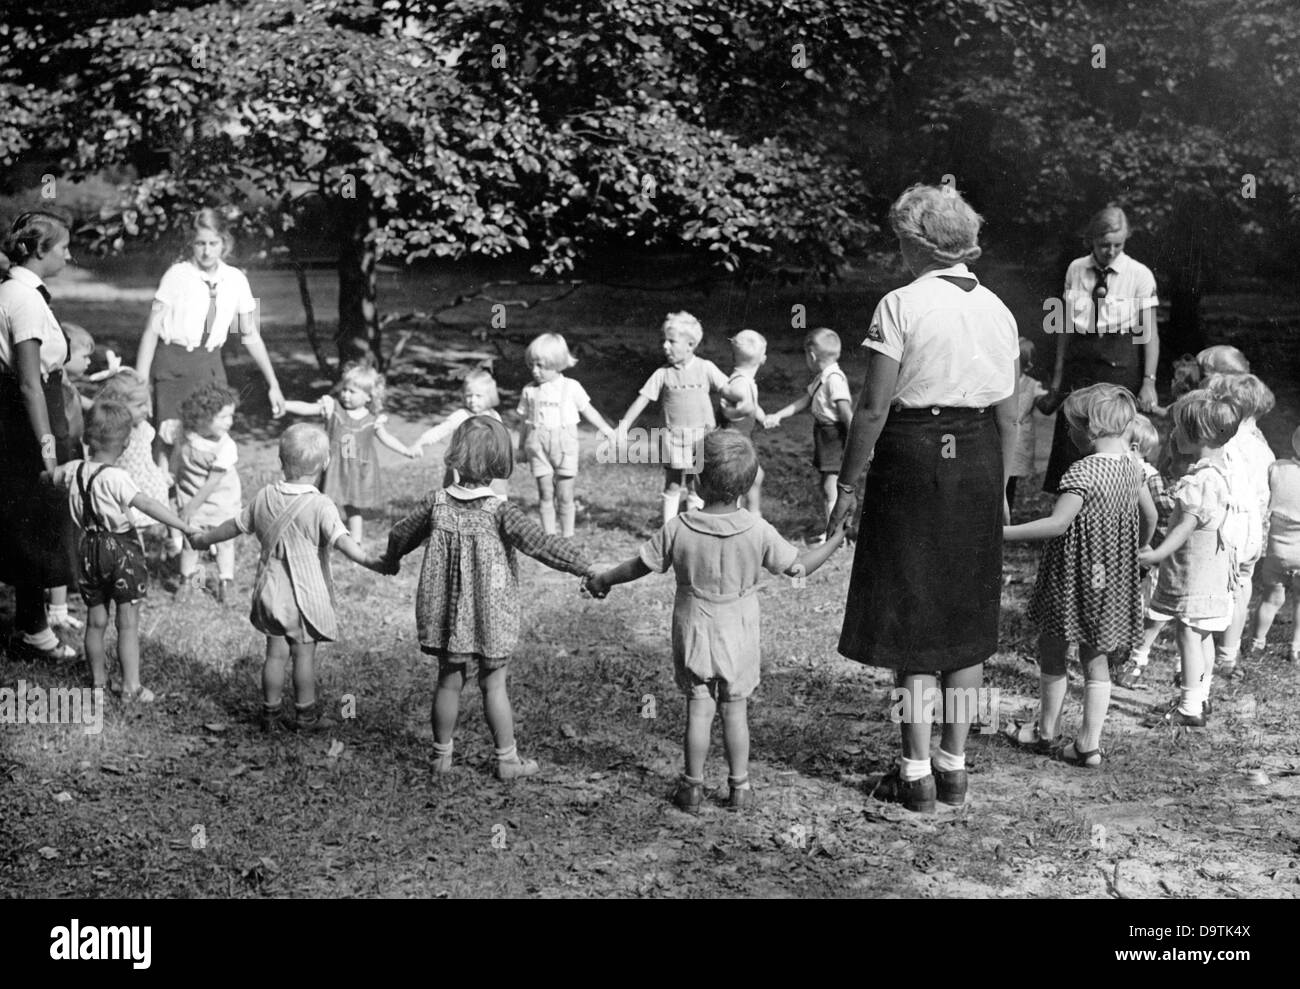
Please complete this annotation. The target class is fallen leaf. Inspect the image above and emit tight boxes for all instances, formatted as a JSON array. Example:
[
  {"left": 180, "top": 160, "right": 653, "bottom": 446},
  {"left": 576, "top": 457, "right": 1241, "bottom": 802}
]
[
  {"left": 327, "top": 740, "right": 345, "bottom": 759},
  {"left": 52, "top": 791, "right": 73, "bottom": 804},
  {"left": 100, "top": 764, "right": 125, "bottom": 775},
  {"left": 560, "top": 723, "right": 579, "bottom": 739},
  {"left": 203, "top": 722, "right": 228, "bottom": 733},
  {"left": 37, "top": 846, "right": 59, "bottom": 860}
]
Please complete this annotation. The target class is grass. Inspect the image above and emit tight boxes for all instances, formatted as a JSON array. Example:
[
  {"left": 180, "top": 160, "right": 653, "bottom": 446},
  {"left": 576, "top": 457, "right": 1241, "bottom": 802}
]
[{"left": 2, "top": 258, "right": 1300, "bottom": 898}]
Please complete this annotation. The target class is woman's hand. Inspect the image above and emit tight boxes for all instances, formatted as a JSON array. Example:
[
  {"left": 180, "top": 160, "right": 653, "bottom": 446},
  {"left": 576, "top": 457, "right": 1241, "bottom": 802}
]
[
  {"left": 268, "top": 386, "right": 286, "bottom": 418},
  {"left": 1137, "top": 379, "right": 1157, "bottom": 413},
  {"left": 826, "top": 489, "right": 856, "bottom": 541}
]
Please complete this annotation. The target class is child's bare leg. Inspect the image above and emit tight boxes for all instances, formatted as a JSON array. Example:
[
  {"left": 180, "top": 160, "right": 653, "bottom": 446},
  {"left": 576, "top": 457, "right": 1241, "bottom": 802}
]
[
  {"left": 1037, "top": 633, "right": 1070, "bottom": 739},
  {"left": 662, "top": 469, "right": 683, "bottom": 524},
  {"left": 431, "top": 661, "right": 467, "bottom": 746},
  {"left": 684, "top": 694, "right": 716, "bottom": 780},
  {"left": 1074, "top": 645, "right": 1110, "bottom": 756},
  {"left": 821, "top": 472, "right": 838, "bottom": 525},
  {"left": 116, "top": 601, "right": 143, "bottom": 693},
  {"left": 178, "top": 546, "right": 200, "bottom": 580},
  {"left": 262, "top": 636, "right": 291, "bottom": 707},
  {"left": 1290, "top": 595, "right": 1300, "bottom": 657},
  {"left": 1128, "top": 615, "right": 1168, "bottom": 671},
  {"left": 744, "top": 465, "right": 763, "bottom": 516},
  {"left": 479, "top": 664, "right": 515, "bottom": 750},
  {"left": 1252, "top": 584, "right": 1286, "bottom": 646},
  {"left": 344, "top": 507, "right": 363, "bottom": 543},
  {"left": 1176, "top": 622, "right": 1208, "bottom": 715},
  {"left": 939, "top": 663, "right": 982, "bottom": 757},
  {"left": 536, "top": 474, "right": 557, "bottom": 534},
  {"left": 555, "top": 475, "right": 576, "bottom": 537},
  {"left": 84, "top": 604, "right": 110, "bottom": 687},
  {"left": 720, "top": 697, "right": 749, "bottom": 786},
  {"left": 290, "top": 641, "right": 318, "bottom": 710},
  {"left": 1216, "top": 576, "right": 1252, "bottom": 671}
]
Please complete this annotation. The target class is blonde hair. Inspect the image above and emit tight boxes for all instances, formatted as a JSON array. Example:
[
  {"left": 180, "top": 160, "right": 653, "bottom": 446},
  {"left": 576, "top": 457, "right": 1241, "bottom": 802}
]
[
  {"left": 1130, "top": 413, "right": 1160, "bottom": 461},
  {"left": 1204, "top": 372, "right": 1274, "bottom": 421},
  {"left": 662, "top": 311, "right": 703, "bottom": 346},
  {"left": 524, "top": 333, "right": 577, "bottom": 371},
  {"left": 337, "top": 361, "right": 385, "bottom": 414},
  {"left": 182, "top": 207, "right": 235, "bottom": 262},
  {"left": 1062, "top": 383, "right": 1136, "bottom": 441},
  {"left": 1197, "top": 344, "right": 1249, "bottom": 375},
  {"left": 64, "top": 322, "right": 94, "bottom": 355},
  {"left": 888, "top": 184, "right": 983, "bottom": 266},
  {"left": 805, "top": 327, "right": 841, "bottom": 359},
  {"left": 463, "top": 368, "right": 500, "bottom": 409},
  {"left": 1170, "top": 389, "right": 1239, "bottom": 448},
  {"left": 95, "top": 367, "right": 149, "bottom": 405},
  {"left": 280, "top": 423, "right": 330, "bottom": 477},
  {"left": 729, "top": 329, "right": 766, "bottom": 364},
  {"left": 1085, "top": 205, "right": 1129, "bottom": 242}
]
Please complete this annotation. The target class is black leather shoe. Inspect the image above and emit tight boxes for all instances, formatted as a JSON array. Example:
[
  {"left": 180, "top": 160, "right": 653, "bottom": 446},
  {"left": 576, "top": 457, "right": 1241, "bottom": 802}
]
[
  {"left": 932, "top": 764, "right": 968, "bottom": 806},
  {"left": 866, "top": 768, "right": 936, "bottom": 813}
]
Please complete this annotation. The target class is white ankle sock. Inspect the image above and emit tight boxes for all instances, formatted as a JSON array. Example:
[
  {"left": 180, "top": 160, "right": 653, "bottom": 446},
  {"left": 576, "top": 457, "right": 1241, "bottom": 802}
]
[
  {"left": 432, "top": 740, "right": 453, "bottom": 758},
  {"left": 1178, "top": 687, "right": 1202, "bottom": 717},
  {"left": 24, "top": 628, "right": 59, "bottom": 650},
  {"left": 932, "top": 747, "right": 964, "bottom": 772},
  {"left": 1129, "top": 645, "right": 1150, "bottom": 668},
  {"left": 899, "top": 756, "right": 931, "bottom": 782},
  {"left": 495, "top": 743, "right": 519, "bottom": 763}
]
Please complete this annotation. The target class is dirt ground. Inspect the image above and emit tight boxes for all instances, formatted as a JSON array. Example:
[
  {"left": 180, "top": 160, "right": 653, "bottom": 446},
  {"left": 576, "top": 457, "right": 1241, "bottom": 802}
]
[{"left": 1, "top": 260, "right": 1298, "bottom": 898}]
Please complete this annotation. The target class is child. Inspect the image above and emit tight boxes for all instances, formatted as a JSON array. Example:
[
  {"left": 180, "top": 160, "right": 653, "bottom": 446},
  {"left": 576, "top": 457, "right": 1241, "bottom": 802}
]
[
  {"left": 515, "top": 333, "right": 615, "bottom": 537},
  {"left": 94, "top": 369, "right": 174, "bottom": 539},
  {"left": 1005, "top": 384, "right": 1156, "bottom": 766},
  {"left": 619, "top": 311, "right": 746, "bottom": 526},
  {"left": 163, "top": 383, "right": 242, "bottom": 601},
  {"left": 1112, "top": 413, "right": 1165, "bottom": 687},
  {"left": 1249, "top": 426, "right": 1300, "bottom": 663},
  {"left": 45, "top": 323, "right": 96, "bottom": 632},
  {"left": 380, "top": 416, "right": 600, "bottom": 779},
  {"left": 1005, "top": 337, "right": 1051, "bottom": 510},
  {"left": 48, "top": 401, "right": 201, "bottom": 702},
  {"left": 1204, "top": 371, "right": 1275, "bottom": 676},
  {"left": 190, "top": 424, "right": 386, "bottom": 731},
  {"left": 764, "top": 327, "right": 854, "bottom": 536},
  {"left": 413, "top": 369, "right": 509, "bottom": 498},
  {"left": 586, "top": 431, "right": 845, "bottom": 811},
  {"left": 718, "top": 329, "right": 767, "bottom": 515},
  {"left": 1137, "top": 390, "right": 1241, "bottom": 727},
  {"left": 284, "top": 362, "right": 420, "bottom": 542},
  {"left": 1198, "top": 344, "right": 1250, "bottom": 376}
]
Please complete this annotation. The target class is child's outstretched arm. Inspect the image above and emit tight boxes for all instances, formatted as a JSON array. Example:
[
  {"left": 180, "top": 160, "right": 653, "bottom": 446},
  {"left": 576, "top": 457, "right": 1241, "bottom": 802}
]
[
  {"left": 178, "top": 469, "right": 227, "bottom": 524},
  {"left": 764, "top": 393, "right": 811, "bottom": 429},
  {"left": 374, "top": 421, "right": 421, "bottom": 459},
  {"left": 579, "top": 403, "right": 617, "bottom": 439},
  {"left": 1003, "top": 492, "right": 1084, "bottom": 542},
  {"left": 332, "top": 532, "right": 390, "bottom": 572},
  {"left": 380, "top": 494, "right": 437, "bottom": 567},
  {"left": 586, "top": 557, "right": 652, "bottom": 598},
  {"left": 1138, "top": 507, "right": 1196, "bottom": 567},
  {"left": 1137, "top": 483, "right": 1158, "bottom": 547},
  {"left": 618, "top": 394, "right": 652, "bottom": 433},
  {"left": 413, "top": 410, "right": 469, "bottom": 454},
  {"left": 189, "top": 516, "right": 241, "bottom": 551},
  {"left": 790, "top": 522, "right": 846, "bottom": 576},
  {"left": 282, "top": 398, "right": 328, "bottom": 417},
  {"left": 497, "top": 501, "right": 595, "bottom": 576}
]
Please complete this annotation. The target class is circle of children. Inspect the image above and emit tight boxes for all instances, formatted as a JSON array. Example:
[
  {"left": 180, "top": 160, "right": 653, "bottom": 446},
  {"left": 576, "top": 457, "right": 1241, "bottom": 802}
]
[{"left": 37, "top": 301, "right": 1300, "bottom": 812}]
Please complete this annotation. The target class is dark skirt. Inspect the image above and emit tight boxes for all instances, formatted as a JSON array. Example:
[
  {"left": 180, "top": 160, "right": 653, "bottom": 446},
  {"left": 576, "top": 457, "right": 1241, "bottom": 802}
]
[
  {"left": 150, "top": 343, "right": 226, "bottom": 424},
  {"left": 838, "top": 407, "right": 1004, "bottom": 673},
  {"left": 0, "top": 370, "right": 77, "bottom": 588}
]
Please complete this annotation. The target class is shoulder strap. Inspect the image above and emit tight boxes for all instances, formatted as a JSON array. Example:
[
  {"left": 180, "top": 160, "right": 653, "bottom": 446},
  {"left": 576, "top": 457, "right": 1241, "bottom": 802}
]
[
  {"left": 76, "top": 463, "right": 110, "bottom": 531},
  {"left": 259, "top": 490, "right": 321, "bottom": 567}
]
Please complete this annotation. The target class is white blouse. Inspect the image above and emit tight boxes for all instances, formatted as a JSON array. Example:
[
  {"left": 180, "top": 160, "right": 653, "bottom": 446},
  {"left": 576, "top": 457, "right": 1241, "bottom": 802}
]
[
  {"left": 152, "top": 260, "right": 257, "bottom": 351},
  {"left": 0, "top": 265, "right": 68, "bottom": 378}
]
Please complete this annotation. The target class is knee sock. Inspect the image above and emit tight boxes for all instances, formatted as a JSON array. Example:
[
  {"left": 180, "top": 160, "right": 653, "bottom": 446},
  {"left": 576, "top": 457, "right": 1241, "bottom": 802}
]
[
  {"left": 1039, "top": 673, "right": 1069, "bottom": 739},
  {"left": 899, "top": 756, "right": 931, "bottom": 782},
  {"left": 932, "top": 747, "right": 965, "bottom": 772},
  {"left": 1077, "top": 681, "right": 1111, "bottom": 752}
]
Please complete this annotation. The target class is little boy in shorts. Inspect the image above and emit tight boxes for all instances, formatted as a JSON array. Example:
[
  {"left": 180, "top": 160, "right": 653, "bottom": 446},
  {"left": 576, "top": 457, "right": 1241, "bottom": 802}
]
[{"left": 719, "top": 329, "right": 767, "bottom": 515}]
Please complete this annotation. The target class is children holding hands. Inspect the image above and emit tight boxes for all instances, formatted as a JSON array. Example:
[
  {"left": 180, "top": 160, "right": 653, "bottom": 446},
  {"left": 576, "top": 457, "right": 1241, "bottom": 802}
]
[
  {"left": 284, "top": 362, "right": 420, "bottom": 542},
  {"left": 516, "top": 333, "right": 616, "bottom": 536},
  {"left": 190, "top": 424, "right": 388, "bottom": 731},
  {"left": 718, "top": 329, "right": 768, "bottom": 514},
  {"left": 586, "top": 431, "right": 844, "bottom": 811},
  {"left": 48, "top": 401, "right": 203, "bottom": 703},
  {"left": 764, "top": 328, "right": 854, "bottom": 532}
]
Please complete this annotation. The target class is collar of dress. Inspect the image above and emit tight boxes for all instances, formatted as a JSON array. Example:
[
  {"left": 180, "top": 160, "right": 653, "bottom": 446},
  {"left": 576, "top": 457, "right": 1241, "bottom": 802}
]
[
  {"left": 678, "top": 508, "right": 756, "bottom": 536},
  {"left": 447, "top": 483, "right": 496, "bottom": 499},
  {"left": 916, "top": 263, "right": 979, "bottom": 287}
]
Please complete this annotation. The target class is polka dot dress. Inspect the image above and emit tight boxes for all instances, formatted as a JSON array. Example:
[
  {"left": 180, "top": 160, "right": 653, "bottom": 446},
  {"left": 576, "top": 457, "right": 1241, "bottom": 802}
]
[{"left": 1027, "top": 453, "right": 1145, "bottom": 652}]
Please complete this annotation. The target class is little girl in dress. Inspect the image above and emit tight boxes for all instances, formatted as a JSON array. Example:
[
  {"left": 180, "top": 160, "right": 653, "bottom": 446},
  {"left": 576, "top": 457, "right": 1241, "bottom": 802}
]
[
  {"left": 380, "top": 416, "right": 599, "bottom": 779},
  {"left": 191, "top": 425, "right": 385, "bottom": 730},
  {"left": 1138, "top": 390, "right": 1242, "bottom": 727},
  {"left": 413, "top": 369, "right": 509, "bottom": 498},
  {"left": 1005, "top": 384, "right": 1156, "bottom": 766},
  {"left": 587, "top": 430, "right": 843, "bottom": 811},
  {"left": 285, "top": 362, "right": 419, "bottom": 541}
]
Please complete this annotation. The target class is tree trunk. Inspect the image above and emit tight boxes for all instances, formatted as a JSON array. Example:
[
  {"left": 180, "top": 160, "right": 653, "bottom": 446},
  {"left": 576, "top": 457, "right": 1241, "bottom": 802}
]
[
  {"left": 335, "top": 187, "right": 380, "bottom": 367},
  {"left": 289, "top": 252, "right": 333, "bottom": 377},
  {"left": 1165, "top": 273, "right": 1206, "bottom": 362}
]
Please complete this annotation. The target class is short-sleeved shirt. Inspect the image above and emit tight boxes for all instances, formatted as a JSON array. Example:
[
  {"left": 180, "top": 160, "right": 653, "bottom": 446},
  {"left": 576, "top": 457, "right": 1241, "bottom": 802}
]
[
  {"left": 152, "top": 260, "right": 257, "bottom": 351},
  {"left": 1224, "top": 420, "right": 1274, "bottom": 522},
  {"left": 0, "top": 265, "right": 68, "bottom": 377},
  {"left": 863, "top": 265, "right": 1018, "bottom": 408},
  {"left": 1266, "top": 458, "right": 1300, "bottom": 563},
  {"left": 639, "top": 357, "right": 730, "bottom": 429},
  {"left": 1063, "top": 252, "right": 1159, "bottom": 336},
  {"left": 516, "top": 376, "right": 590, "bottom": 429},
  {"left": 161, "top": 422, "right": 241, "bottom": 519},
  {"left": 56, "top": 459, "right": 141, "bottom": 534},
  {"left": 807, "top": 363, "right": 852, "bottom": 424}
]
